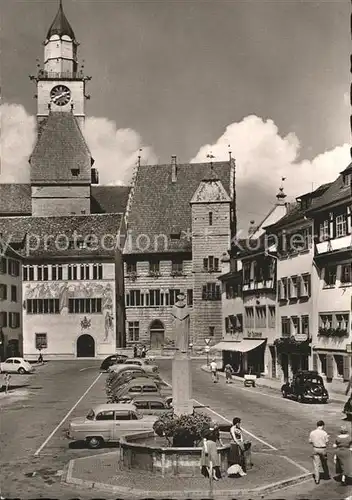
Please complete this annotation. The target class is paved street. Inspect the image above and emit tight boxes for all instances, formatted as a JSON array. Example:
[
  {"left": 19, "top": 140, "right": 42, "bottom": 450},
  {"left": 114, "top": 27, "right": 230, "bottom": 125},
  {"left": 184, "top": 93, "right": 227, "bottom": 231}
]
[{"left": 1, "top": 359, "right": 351, "bottom": 499}]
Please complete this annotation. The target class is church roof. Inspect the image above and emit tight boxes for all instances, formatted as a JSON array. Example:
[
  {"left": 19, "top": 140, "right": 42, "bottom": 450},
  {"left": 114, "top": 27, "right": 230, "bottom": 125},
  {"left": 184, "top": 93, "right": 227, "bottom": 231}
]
[
  {"left": 124, "top": 161, "right": 232, "bottom": 255},
  {"left": 30, "top": 113, "right": 92, "bottom": 184},
  {"left": 0, "top": 213, "right": 124, "bottom": 260},
  {"left": 46, "top": 1, "right": 76, "bottom": 41},
  {"left": 190, "top": 178, "right": 231, "bottom": 204},
  {"left": 0, "top": 184, "right": 130, "bottom": 216}
]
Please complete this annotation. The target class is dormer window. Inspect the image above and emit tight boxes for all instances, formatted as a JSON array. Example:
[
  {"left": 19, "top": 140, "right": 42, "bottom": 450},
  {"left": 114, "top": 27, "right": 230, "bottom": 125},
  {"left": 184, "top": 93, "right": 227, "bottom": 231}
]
[
  {"left": 209, "top": 212, "right": 213, "bottom": 226},
  {"left": 343, "top": 172, "right": 351, "bottom": 187},
  {"left": 71, "top": 168, "right": 80, "bottom": 176},
  {"left": 300, "top": 198, "right": 311, "bottom": 210}
]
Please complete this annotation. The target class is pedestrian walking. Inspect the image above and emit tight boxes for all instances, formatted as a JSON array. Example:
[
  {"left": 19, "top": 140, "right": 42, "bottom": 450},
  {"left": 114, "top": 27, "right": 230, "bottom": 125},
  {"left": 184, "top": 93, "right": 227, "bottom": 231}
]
[
  {"left": 133, "top": 345, "right": 138, "bottom": 358},
  {"left": 3, "top": 373, "right": 11, "bottom": 394},
  {"left": 309, "top": 420, "right": 330, "bottom": 484},
  {"left": 210, "top": 359, "right": 218, "bottom": 383},
  {"left": 141, "top": 345, "right": 147, "bottom": 358},
  {"left": 224, "top": 363, "right": 235, "bottom": 383},
  {"left": 333, "top": 425, "right": 352, "bottom": 485},
  {"left": 37, "top": 348, "right": 44, "bottom": 365}
]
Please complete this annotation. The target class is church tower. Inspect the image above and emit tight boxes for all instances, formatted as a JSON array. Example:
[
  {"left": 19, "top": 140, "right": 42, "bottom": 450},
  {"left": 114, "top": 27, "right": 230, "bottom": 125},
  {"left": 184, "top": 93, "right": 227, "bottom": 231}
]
[{"left": 29, "top": 0, "right": 97, "bottom": 217}]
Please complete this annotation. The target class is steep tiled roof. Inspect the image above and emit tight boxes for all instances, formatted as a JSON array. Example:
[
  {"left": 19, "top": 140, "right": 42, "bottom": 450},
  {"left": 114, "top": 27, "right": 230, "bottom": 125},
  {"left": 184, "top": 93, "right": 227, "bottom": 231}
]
[
  {"left": 30, "top": 113, "right": 92, "bottom": 184},
  {"left": 124, "top": 161, "right": 232, "bottom": 254},
  {"left": 46, "top": 1, "right": 76, "bottom": 40},
  {"left": 0, "top": 184, "right": 31, "bottom": 215},
  {"left": 307, "top": 173, "right": 352, "bottom": 213},
  {"left": 0, "top": 184, "right": 130, "bottom": 216},
  {"left": 0, "top": 214, "right": 123, "bottom": 259},
  {"left": 91, "top": 186, "right": 131, "bottom": 214}
]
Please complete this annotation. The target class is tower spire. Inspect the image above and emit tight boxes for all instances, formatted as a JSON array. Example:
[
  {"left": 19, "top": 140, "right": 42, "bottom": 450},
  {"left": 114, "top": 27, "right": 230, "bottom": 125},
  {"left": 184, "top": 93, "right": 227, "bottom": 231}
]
[{"left": 46, "top": 0, "right": 76, "bottom": 41}]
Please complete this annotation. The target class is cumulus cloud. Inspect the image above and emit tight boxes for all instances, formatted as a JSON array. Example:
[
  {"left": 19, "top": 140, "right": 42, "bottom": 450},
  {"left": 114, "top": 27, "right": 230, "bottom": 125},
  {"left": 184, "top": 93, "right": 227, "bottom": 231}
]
[
  {"left": 84, "top": 117, "right": 157, "bottom": 185},
  {"left": 191, "top": 115, "right": 350, "bottom": 231},
  {"left": 0, "top": 104, "right": 157, "bottom": 185},
  {"left": 0, "top": 103, "right": 36, "bottom": 183}
]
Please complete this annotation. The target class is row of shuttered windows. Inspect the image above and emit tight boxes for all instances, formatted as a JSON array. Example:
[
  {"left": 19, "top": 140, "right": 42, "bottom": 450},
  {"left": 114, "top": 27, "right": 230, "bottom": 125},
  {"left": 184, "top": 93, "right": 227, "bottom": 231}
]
[{"left": 312, "top": 352, "right": 351, "bottom": 381}]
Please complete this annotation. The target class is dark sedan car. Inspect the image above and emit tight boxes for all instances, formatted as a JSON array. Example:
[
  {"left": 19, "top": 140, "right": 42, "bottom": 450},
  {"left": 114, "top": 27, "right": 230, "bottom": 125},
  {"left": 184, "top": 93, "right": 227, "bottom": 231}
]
[
  {"left": 100, "top": 354, "right": 128, "bottom": 371},
  {"left": 281, "top": 370, "right": 329, "bottom": 403}
]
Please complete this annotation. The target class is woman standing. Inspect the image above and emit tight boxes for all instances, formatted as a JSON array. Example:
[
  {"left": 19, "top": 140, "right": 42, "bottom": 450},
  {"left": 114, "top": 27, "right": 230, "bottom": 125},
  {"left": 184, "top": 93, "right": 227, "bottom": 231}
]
[
  {"left": 228, "top": 417, "right": 252, "bottom": 473},
  {"left": 200, "top": 427, "right": 222, "bottom": 480},
  {"left": 333, "top": 426, "right": 352, "bottom": 485}
]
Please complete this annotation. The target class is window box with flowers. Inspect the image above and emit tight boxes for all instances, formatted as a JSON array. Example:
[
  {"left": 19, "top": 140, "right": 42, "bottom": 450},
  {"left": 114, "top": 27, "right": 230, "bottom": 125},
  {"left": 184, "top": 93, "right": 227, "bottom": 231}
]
[
  {"left": 148, "top": 270, "right": 161, "bottom": 278},
  {"left": 318, "top": 327, "right": 348, "bottom": 338},
  {"left": 170, "top": 270, "right": 183, "bottom": 277},
  {"left": 127, "top": 272, "right": 137, "bottom": 281}
]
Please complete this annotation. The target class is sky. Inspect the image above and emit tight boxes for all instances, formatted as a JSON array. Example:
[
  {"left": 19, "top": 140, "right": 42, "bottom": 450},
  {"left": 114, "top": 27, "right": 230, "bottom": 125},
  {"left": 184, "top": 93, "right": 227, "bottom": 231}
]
[{"left": 0, "top": 0, "right": 350, "bottom": 231}]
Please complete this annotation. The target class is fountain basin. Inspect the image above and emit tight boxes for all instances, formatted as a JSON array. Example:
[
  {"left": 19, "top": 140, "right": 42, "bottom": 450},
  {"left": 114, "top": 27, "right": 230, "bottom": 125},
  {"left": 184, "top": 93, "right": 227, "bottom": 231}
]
[{"left": 120, "top": 431, "right": 231, "bottom": 477}]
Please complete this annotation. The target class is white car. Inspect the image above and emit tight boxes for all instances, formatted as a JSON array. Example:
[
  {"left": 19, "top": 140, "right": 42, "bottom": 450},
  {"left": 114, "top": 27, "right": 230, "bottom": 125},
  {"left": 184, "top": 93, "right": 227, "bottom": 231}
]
[
  {"left": 67, "top": 403, "right": 158, "bottom": 448},
  {"left": 122, "top": 358, "right": 159, "bottom": 373},
  {"left": 0, "top": 357, "right": 34, "bottom": 374}
]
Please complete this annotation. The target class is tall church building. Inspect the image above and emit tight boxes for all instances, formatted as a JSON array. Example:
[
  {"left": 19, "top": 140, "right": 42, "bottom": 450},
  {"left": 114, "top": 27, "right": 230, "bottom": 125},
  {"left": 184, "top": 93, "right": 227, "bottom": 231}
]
[
  {"left": 0, "top": 1, "right": 128, "bottom": 360},
  {"left": 31, "top": 0, "right": 95, "bottom": 217}
]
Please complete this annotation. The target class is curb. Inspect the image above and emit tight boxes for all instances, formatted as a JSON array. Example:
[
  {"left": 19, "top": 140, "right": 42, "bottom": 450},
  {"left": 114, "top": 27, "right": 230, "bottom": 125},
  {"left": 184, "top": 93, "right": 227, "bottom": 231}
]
[
  {"left": 63, "top": 457, "right": 311, "bottom": 499},
  {"left": 200, "top": 365, "right": 347, "bottom": 404}
]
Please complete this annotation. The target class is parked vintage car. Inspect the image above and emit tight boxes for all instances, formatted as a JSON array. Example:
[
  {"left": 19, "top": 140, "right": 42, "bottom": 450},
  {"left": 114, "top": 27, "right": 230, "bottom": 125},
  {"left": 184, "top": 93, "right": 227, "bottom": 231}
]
[
  {"left": 119, "top": 395, "right": 173, "bottom": 415},
  {"left": 0, "top": 357, "right": 34, "bottom": 374},
  {"left": 108, "top": 364, "right": 147, "bottom": 375},
  {"left": 67, "top": 403, "right": 158, "bottom": 449},
  {"left": 281, "top": 371, "right": 329, "bottom": 403},
  {"left": 113, "top": 369, "right": 163, "bottom": 389},
  {"left": 343, "top": 395, "right": 352, "bottom": 420},
  {"left": 114, "top": 377, "right": 162, "bottom": 401},
  {"left": 100, "top": 354, "right": 128, "bottom": 371},
  {"left": 122, "top": 358, "right": 159, "bottom": 374}
]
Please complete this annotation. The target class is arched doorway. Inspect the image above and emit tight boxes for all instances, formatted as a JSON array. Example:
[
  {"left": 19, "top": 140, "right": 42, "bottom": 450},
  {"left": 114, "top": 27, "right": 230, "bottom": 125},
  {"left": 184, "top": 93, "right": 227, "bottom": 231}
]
[
  {"left": 149, "top": 320, "right": 165, "bottom": 349},
  {"left": 77, "top": 334, "right": 95, "bottom": 357}
]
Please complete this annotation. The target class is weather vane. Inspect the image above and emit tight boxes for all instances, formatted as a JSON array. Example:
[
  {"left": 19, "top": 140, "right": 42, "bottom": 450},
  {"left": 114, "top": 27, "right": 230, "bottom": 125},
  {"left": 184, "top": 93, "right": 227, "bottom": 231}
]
[{"left": 206, "top": 152, "right": 215, "bottom": 169}]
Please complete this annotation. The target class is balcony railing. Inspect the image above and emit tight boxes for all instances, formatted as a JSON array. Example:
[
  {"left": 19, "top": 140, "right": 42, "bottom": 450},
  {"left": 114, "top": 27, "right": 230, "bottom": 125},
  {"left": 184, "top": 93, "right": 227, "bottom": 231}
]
[
  {"left": 315, "top": 234, "right": 352, "bottom": 255},
  {"left": 35, "top": 70, "right": 88, "bottom": 80}
]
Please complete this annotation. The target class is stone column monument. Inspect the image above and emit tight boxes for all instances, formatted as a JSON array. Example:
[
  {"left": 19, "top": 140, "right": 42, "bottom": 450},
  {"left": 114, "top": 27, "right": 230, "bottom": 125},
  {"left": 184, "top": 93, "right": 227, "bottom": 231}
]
[{"left": 171, "top": 292, "right": 193, "bottom": 416}]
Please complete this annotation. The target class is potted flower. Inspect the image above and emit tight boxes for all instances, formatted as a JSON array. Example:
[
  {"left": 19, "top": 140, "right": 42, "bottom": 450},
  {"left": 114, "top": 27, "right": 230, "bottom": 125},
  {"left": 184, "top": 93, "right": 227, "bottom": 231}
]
[{"left": 153, "top": 412, "right": 212, "bottom": 447}]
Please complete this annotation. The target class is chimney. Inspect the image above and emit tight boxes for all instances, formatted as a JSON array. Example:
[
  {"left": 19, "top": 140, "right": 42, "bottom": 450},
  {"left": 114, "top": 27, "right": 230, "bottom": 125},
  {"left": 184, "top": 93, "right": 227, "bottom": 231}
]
[{"left": 171, "top": 156, "right": 177, "bottom": 183}]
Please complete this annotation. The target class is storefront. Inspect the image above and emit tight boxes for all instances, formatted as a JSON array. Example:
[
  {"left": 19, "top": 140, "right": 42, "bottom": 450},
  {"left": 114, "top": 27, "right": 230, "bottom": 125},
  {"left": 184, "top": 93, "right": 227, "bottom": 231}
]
[
  {"left": 210, "top": 338, "right": 267, "bottom": 376},
  {"left": 274, "top": 336, "right": 311, "bottom": 381}
]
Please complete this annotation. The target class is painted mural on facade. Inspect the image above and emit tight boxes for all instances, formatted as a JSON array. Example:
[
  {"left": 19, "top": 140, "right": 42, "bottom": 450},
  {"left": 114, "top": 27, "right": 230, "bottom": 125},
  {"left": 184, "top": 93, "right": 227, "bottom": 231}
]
[{"left": 24, "top": 282, "right": 114, "bottom": 343}]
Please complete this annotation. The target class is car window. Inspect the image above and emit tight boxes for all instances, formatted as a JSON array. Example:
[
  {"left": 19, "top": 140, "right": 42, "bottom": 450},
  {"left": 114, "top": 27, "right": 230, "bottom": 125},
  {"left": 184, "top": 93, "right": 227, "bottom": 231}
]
[
  {"left": 86, "top": 409, "right": 95, "bottom": 420},
  {"left": 13, "top": 359, "right": 21, "bottom": 364},
  {"left": 96, "top": 410, "right": 114, "bottom": 421},
  {"left": 150, "top": 401, "right": 165, "bottom": 409},
  {"left": 115, "top": 411, "right": 132, "bottom": 420},
  {"left": 129, "top": 411, "right": 139, "bottom": 420},
  {"left": 134, "top": 401, "right": 149, "bottom": 409},
  {"left": 129, "top": 386, "right": 142, "bottom": 393},
  {"left": 143, "top": 385, "right": 157, "bottom": 393},
  {"left": 4, "top": 359, "right": 13, "bottom": 363}
]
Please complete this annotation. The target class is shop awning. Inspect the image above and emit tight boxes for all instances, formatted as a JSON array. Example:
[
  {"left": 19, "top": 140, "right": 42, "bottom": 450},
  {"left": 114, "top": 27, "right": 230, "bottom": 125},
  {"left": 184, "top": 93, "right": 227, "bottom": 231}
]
[{"left": 210, "top": 339, "right": 266, "bottom": 353}]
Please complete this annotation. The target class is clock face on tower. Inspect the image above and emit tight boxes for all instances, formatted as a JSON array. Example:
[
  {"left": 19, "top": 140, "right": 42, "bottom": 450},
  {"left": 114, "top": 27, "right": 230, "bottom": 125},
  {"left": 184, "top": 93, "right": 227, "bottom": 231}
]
[{"left": 50, "top": 85, "right": 71, "bottom": 106}]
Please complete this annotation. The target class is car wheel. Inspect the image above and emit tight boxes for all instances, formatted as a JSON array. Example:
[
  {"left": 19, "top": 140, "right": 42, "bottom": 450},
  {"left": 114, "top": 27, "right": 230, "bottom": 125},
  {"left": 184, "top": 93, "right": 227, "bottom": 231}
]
[
  {"left": 297, "top": 394, "right": 304, "bottom": 404},
  {"left": 18, "top": 367, "right": 26, "bottom": 374},
  {"left": 86, "top": 436, "right": 103, "bottom": 449},
  {"left": 282, "top": 389, "right": 287, "bottom": 398}
]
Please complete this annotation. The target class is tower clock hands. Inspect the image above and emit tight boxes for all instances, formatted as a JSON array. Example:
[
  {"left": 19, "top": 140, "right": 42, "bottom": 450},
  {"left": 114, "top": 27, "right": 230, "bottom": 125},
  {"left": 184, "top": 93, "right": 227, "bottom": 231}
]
[{"left": 52, "top": 91, "right": 70, "bottom": 103}]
